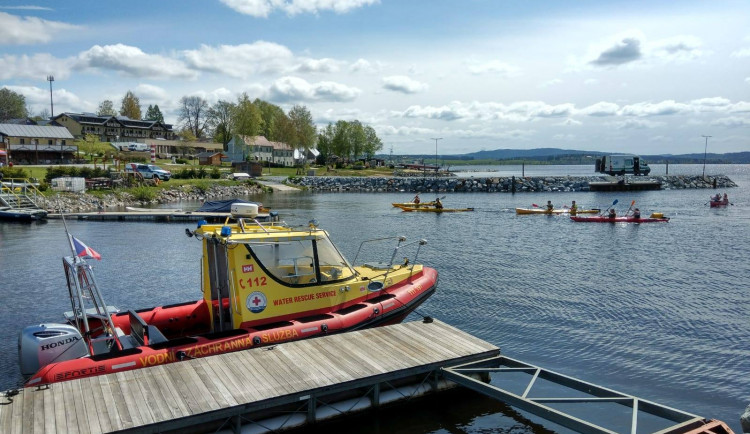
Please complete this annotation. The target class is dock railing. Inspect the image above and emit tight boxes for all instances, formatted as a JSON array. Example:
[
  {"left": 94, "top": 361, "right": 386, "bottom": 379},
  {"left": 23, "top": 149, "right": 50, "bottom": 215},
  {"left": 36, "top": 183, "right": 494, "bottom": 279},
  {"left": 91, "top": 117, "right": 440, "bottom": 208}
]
[{"left": 0, "top": 177, "right": 44, "bottom": 209}]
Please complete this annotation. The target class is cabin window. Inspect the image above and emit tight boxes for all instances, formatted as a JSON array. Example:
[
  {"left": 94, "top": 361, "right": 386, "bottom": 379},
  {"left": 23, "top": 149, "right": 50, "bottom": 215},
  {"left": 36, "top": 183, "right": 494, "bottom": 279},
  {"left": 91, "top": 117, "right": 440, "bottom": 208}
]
[
  {"left": 247, "top": 236, "right": 354, "bottom": 287},
  {"left": 625, "top": 159, "right": 633, "bottom": 166}
]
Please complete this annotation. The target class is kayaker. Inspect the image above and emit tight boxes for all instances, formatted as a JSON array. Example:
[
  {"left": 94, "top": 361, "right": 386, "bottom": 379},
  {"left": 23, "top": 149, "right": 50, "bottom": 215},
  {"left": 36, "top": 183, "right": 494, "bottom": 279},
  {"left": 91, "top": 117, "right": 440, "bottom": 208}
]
[
  {"left": 546, "top": 200, "right": 553, "bottom": 211},
  {"left": 413, "top": 194, "right": 420, "bottom": 204},
  {"left": 569, "top": 201, "right": 577, "bottom": 214},
  {"left": 633, "top": 208, "right": 641, "bottom": 219},
  {"left": 713, "top": 193, "right": 721, "bottom": 202},
  {"left": 435, "top": 197, "right": 443, "bottom": 209},
  {"left": 723, "top": 193, "right": 728, "bottom": 203},
  {"left": 608, "top": 208, "right": 616, "bottom": 219}
]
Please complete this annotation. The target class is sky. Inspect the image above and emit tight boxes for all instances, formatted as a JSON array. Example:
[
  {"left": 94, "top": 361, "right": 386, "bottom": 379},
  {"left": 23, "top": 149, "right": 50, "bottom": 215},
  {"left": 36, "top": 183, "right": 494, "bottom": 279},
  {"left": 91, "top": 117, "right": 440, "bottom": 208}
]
[{"left": 1, "top": 0, "right": 749, "bottom": 156}]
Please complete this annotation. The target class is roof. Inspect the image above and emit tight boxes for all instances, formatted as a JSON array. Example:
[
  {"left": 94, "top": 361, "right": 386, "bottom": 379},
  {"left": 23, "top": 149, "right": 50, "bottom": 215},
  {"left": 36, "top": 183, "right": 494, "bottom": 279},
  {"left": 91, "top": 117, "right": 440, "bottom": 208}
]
[
  {"left": 196, "top": 151, "right": 226, "bottom": 158},
  {"left": 0, "top": 124, "right": 74, "bottom": 139},
  {"left": 242, "top": 135, "right": 273, "bottom": 147}
]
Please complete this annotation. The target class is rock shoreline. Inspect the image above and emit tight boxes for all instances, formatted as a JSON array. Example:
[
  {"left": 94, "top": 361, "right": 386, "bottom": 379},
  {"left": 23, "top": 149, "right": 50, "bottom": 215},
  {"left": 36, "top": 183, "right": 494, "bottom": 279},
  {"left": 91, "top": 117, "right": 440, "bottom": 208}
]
[
  {"left": 289, "top": 174, "right": 737, "bottom": 193},
  {"left": 37, "top": 184, "right": 266, "bottom": 213}
]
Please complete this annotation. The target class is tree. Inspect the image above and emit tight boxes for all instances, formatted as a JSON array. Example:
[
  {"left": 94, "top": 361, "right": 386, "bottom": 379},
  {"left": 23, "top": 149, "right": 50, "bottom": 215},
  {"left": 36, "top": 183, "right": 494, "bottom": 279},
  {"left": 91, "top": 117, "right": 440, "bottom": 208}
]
[
  {"left": 207, "top": 100, "right": 235, "bottom": 149},
  {"left": 119, "top": 91, "right": 141, "bottom": 119},
  {"left": 0, "top": 88, "right": 29, "bottom": 121},
  {"left": 254, "top": 99, "right": 286, "bottom": 141},
  {"left": 348, "top": 120, "right": 366, "bottom": 161},
  {"left": 316, "top": 123, "right": 335, "bottom": 163},
  {"left": 177, "top": 95, "right": 209, "bottom": 139},
  {"left": 97, "top": 100, "right": 116, "bottom": 116},
  {"left": 232, "top": 93, "right": 263, "bottom": 139},
  {"left": 288, "top": 105, "right": 316, "bottom": 152},
  {"left": 362, "top": 125, "right": 383, "bottom": 160},
  {"left": 331, "top": 120, "right": 350, "bottom": 163},
  {"left": 145, "top": 104, "right": 164, "bottom": 123}
]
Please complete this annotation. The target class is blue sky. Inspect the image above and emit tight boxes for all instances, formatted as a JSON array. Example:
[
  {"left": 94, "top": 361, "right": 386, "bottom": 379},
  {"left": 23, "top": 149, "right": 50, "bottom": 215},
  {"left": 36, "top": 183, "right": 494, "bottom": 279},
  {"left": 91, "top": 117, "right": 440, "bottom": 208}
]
[{"left": 1, "top": 0, "right": 748, "bottom": 155}]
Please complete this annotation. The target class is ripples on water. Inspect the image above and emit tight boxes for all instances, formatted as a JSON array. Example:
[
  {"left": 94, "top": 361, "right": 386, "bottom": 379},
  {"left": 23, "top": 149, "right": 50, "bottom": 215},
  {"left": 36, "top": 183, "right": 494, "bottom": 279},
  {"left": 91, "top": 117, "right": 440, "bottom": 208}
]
[{"left": 0, "top": 164, "right": 747, "bottom": 432}]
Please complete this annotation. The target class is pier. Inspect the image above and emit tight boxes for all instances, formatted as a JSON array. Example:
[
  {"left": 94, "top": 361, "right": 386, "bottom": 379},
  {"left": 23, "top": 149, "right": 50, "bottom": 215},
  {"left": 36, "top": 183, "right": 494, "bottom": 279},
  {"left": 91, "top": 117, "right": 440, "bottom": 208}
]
[
  {"left": 0, "top": 320, "right": 733, "bottom": 433},
  {"left": 46, "top": 210, "right": 277, "bottom": 223}
]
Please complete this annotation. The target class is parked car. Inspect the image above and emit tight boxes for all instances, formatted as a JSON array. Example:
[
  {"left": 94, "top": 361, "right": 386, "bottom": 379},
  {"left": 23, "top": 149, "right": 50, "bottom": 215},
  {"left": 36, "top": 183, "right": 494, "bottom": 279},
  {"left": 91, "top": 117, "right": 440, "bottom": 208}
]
[{"left": 124, "top": 163, "right": 171, "bottom": 181}]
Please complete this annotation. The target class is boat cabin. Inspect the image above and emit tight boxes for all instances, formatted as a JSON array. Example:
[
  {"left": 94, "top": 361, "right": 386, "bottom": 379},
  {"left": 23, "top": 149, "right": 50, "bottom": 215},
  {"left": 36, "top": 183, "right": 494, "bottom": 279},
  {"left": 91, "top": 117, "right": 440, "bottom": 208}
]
[{"left": 595, "top": 154, "right": 651, "bottom": 176}]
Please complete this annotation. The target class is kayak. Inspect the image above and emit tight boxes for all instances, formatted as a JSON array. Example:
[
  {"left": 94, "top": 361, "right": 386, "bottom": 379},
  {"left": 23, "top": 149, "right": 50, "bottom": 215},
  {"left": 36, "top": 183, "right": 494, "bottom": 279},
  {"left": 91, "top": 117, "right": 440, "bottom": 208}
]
[
  {"left": 400, "top": 206, "right": 474, "bottom": 213},
  {"left": 709, "top": 200, "right": 729, "bottom": 208},
  {"left": 392, "top": 201, "right": 437, "bottom": 209},
  {"left": 515, "top": 208, "right": 600, "bottom": 215},
  {"left": 570, "top": 214, "right": 669, "bottom": 223}
]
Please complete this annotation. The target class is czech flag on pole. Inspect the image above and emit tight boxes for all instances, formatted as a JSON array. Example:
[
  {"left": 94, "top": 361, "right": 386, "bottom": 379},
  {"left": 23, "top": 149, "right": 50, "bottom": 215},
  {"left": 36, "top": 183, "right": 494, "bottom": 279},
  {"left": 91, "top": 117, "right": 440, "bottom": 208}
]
[{"left": 71, "top": 236, "right": 102, "bottom": 260}]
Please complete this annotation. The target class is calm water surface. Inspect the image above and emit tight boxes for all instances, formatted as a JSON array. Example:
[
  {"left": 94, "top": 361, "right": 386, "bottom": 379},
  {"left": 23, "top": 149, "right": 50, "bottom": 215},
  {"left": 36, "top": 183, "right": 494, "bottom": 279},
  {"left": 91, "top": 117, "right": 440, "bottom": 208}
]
[{"left": 1, "top": 164, "right": 748, "bottom": 432}]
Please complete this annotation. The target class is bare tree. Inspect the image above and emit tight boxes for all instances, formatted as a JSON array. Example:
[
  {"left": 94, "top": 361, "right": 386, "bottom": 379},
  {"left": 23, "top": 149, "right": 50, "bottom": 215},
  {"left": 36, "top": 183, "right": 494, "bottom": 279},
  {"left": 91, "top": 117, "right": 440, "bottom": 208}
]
[{"left": 177, "top": 95, "right": 209, "bottom": 139}]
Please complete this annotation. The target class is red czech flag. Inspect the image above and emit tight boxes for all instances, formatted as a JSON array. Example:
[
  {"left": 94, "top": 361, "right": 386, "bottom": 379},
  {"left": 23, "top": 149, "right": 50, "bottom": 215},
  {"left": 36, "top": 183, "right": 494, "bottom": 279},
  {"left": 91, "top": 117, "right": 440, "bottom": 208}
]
[{"left": 71, "top": 236, "right": 101, "bottom": 260}]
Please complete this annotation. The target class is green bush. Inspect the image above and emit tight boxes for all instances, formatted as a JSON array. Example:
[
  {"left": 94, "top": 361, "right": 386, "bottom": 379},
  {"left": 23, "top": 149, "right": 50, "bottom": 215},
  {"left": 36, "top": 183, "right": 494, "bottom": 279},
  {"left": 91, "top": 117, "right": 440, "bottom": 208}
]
[
  {"left": 197, "top": 167, "right": 207, "bottom": 179},
  {"left": 0, "top": 167, "right": 29, "bottom": 179},
  {"left": 175, "top": 158, "right": 188, "bottom": 164},
  {"left": 210, "top": 167, "right": 221, "bottom": 179},
  {"left": 131, "top": 186, "right": 156, "bottom": 202}
]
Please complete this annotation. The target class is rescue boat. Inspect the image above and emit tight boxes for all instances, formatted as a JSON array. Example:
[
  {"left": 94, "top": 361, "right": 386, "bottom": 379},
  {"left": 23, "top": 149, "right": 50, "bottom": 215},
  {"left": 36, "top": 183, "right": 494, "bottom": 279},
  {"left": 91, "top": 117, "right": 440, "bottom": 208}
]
[{"left": 19, "top": 204, "right": 438, "bottom": 387}]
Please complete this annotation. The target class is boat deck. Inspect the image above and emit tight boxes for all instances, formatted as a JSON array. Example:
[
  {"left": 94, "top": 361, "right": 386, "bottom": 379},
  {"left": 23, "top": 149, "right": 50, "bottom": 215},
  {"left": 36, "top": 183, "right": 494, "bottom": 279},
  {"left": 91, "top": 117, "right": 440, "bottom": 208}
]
[
  {"left": 46, "top": 210, "right": 275, "bottom": 222},
  {"left": 0, "top": 319, "right": 499, "bottom": 433}
]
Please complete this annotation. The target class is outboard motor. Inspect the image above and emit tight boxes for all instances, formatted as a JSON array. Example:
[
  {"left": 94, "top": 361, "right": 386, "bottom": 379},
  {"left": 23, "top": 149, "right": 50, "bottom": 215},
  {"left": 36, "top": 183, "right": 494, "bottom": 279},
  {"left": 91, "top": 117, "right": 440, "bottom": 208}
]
[{"left": 18, "top": 323, "right": 89, "bottom": 378}]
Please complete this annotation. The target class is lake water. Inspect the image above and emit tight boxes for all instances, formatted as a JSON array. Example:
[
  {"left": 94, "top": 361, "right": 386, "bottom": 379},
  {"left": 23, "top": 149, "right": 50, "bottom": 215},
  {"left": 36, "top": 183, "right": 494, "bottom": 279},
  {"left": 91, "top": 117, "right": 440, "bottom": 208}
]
[{"left": 1, "top": 164, "right": 748, "bottom": 432}]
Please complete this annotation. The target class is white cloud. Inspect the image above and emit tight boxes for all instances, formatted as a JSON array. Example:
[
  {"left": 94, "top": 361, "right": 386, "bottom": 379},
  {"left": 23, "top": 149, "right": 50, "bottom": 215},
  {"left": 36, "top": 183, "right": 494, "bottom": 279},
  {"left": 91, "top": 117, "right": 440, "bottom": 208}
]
[
  {"left": 291, "top": 58, "right": 343, "bottom": 73},
  {"left": 377, "top": 125, "right": 435, "bottom": 136},
  {"left": 77, "top": 44, "right": 197, "bottom": 79},
  {"left": 182, "top": 42, "right": 293, "bottom": 77},
  {"left": 619, "top": 100, "right": 691, "bottom": 116},
  {"left": 268, "top": 76, "right": 360, "bottom": 102},
  {"left": 349, "top": 58, "right": 383, "bottom": 73},
  {"left": 538, "top": 78, "right": 562, "bottom": 88},
  {"left": 135, "top": 84, "right": 169, "bottom": 101},
  {"left": 557, "top": 119, "right": 582, "bottom": 126},
  {"left": 0, "top": 12, "right": 79, "bottom": 45},
  {"left": 649, "top": 35, "right": 704, "bottom": 62},
  {"left": 711, "top": 116, "right": 750, "bottom": 127},
  {"left": 0, "top": 53, "right": 74, "bottom": 80},
  {"left": 7, "top": 85, "right": 89, "bottom": 114},
  {"left": 466, "top": 60, "right": 521, "bottom": 77},
  {"left": 219, "top": 0, "right": 379, "bottom": 18},
  {"left": 730, "top": 48, "right": 750, "bottom": 58},
  {"left": 612, "top": 119, "right": 664, "bottom": 129},
  {"left": 381, "top": 76, "right": 428, "bottom": 94},
  {"left": 579, "top": 102, "right": 620, "bottom": 117},
  {"left": 401, "top": 104, "right": 466, "bottom": 121}
]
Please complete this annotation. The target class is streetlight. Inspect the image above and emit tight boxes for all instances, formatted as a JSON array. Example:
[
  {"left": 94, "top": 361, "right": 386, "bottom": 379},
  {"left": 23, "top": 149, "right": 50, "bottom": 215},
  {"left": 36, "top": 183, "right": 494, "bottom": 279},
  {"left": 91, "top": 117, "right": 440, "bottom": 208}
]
[
  {"left": 701, "top": 135, "right": 712, "bottom": 178},
  {"left": 47, "top": 75, "right": 55, "bottom": 117},
  {"left": 430, "top": 137, "right": 442, "bottom": 173}
]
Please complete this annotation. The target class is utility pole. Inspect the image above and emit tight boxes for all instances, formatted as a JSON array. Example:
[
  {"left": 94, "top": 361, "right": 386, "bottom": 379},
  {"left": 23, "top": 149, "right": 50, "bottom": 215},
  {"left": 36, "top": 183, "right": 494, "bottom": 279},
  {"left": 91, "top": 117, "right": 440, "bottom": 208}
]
[
  {"left": 430, "top": 137, "right": 442, "bottom": 173},
  {"left": 701, "top": 135, "right": 712, "bottom": 178},
  {"left": 47, "top": 75, "right": 55, "bottom": 117}
]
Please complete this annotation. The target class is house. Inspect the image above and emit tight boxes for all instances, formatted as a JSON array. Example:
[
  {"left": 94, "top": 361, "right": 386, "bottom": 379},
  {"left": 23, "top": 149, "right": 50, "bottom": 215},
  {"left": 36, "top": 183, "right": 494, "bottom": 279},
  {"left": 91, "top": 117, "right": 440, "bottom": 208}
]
[
  {"left": 293, "top": 148, "right": 320, "bottom": 165},
  {"left": 196, "top": 151, "right": 226, "bottom": 166},
  {"left": 270, "top": 141, "right": 294, "bottom": 166},
  {"left": 0, "top": 124, "right": 76, "bottom": 164},
  {"left": 226, "top": 135, "right": 274, "bottom": 163},
  {"left": 143, "top": 139, "right": 223, "bottom": 158},
  {"left": 52, "top": 112, "right": 175, "bottom": 143}
]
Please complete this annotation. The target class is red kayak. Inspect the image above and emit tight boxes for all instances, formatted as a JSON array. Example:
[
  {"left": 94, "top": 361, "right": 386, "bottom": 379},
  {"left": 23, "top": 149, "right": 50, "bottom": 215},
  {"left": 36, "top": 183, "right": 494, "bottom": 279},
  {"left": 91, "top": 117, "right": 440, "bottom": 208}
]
[
  {"left": 570, "top": 214, "right": 669, "bottom": 223},
  {"left": 710, "top": 199, "right": 729, "bottom": 208}
]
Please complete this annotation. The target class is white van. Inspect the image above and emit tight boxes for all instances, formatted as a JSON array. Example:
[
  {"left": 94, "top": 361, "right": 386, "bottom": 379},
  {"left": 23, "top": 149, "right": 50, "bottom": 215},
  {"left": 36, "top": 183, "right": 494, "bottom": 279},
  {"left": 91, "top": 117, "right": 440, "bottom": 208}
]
[{"left": 595, "top": 154, "right": 651, "bottom": 175}]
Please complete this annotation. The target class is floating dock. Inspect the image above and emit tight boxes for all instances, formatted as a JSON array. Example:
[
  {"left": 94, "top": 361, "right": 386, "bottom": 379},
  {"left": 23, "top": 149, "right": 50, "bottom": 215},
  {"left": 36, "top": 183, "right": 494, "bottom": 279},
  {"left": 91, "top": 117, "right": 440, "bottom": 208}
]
[
  {"left": 0, "top": 320, "right": 733, "bottom": 433},
  {"left": 46, "top": 210, "right": 276, "bottom": 223}
]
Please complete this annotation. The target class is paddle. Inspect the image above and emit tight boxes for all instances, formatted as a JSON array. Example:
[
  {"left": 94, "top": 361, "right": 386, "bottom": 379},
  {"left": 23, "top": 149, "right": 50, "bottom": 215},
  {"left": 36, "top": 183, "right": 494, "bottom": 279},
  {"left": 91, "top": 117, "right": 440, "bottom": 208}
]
[
  {"left": 599, "top": 199, "right": 619, "bottom": 216},
  {"left": 624, "top": 200, "right": 636, "bottom": 216}
]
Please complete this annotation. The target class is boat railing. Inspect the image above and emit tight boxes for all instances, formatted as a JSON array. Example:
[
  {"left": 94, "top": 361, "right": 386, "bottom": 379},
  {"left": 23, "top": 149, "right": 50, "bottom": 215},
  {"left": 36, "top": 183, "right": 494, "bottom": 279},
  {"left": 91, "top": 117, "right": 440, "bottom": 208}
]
[
  {"left": 352, "top": 236, "right": 406, "bottom": 265},
  {"left": 353, "top": 237, "right": 427, "bottom": 290},
  {"left": 0, "top": 177, "right": 44, "bottom": 209}
]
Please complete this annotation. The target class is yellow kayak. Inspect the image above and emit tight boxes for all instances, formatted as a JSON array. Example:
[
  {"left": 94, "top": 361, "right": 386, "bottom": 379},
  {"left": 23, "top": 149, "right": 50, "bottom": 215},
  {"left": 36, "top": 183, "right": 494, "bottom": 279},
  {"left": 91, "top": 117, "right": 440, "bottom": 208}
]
[
  {"left": 392, "top": 201, "right": 437, "bottom": 209},
  {"left": 401, "top": 206, "right": 474, "bottom": 213},
  {"left": 515, "top": 208, "right": 600, "bottom": 215}
]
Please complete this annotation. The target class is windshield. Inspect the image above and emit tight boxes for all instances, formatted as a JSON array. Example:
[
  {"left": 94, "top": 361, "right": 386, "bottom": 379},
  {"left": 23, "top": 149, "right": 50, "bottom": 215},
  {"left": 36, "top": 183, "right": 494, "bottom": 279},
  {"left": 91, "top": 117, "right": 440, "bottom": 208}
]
[{"left": 247, "top": 235, "right": 355, "bottom": 287}]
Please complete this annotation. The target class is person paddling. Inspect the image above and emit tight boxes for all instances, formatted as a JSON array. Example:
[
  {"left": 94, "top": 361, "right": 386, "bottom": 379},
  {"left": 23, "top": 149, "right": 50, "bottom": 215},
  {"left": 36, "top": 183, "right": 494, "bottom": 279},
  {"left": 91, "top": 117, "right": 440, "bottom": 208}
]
[
  {"left": 434, "top": 197, "right": 443, "bottom": 209},
  {"left": 546, "top": 200, "right": 554, "bottom": 211},
  {"left": 412, "top": 194, "right": 420, "bottom": 204},
  {"left": 569, "top": 200, "right": 577, "bottom": 215},
  {"left": 608, "top": 208, "right": 616, "bottom": 219},
  {"left": 632, "top": 208, "right": 641, "bottom": 219}
]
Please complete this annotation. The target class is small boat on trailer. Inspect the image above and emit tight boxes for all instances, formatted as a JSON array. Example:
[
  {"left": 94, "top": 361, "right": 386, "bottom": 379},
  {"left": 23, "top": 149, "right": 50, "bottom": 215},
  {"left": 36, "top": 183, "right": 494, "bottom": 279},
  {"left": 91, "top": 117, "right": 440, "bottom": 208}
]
[
  {"left": 570, "top": 213, "right": 670, "bottom": 223},
  {"left": 515, "top": 208, "right": 600, "bottom": 215},
  {"left": 19, "top": 204, "right": 438, "bottom": 387}
]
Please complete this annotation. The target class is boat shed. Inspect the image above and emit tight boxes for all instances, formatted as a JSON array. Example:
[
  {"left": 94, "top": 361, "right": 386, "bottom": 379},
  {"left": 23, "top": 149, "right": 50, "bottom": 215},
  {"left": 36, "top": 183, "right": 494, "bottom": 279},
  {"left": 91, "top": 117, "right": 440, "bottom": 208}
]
[
  {"left": 196, "top": 151, "right": 226, "bottom": 166},
  {"left": 0, "top": 124, "right": 76, "bottom": 164}
]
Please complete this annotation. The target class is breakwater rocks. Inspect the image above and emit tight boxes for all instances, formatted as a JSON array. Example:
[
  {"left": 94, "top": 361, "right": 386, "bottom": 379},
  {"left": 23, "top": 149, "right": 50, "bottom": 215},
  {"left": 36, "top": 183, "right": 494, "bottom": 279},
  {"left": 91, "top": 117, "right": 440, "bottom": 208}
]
[
  {"left": 37, "top": 184, "right": 265, "bottom": 213},
  {"left": 289, "top": 175, "right": 737, "bottom": 193}
]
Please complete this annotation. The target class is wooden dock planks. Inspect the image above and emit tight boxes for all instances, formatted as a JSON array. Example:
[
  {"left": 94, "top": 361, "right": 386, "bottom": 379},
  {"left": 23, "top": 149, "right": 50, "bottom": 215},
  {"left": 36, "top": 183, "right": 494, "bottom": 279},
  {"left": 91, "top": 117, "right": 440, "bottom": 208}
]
[{"left": 0, "top": 319, "right": 499, "bottom": 433}]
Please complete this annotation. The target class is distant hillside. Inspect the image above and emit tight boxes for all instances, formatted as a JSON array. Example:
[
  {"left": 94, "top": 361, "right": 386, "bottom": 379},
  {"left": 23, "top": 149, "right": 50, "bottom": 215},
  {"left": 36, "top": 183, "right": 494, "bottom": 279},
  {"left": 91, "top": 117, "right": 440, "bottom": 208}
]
[{"left": 382, "top": 148, "right": 750, "bottom": 164}]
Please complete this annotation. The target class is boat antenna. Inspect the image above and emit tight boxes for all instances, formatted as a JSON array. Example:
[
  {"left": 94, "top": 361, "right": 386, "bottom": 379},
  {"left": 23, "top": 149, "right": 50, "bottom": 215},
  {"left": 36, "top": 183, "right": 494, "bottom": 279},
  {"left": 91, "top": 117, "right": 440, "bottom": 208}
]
[{"left": 57, "top": 194, "right": 78, "bottom": 259}]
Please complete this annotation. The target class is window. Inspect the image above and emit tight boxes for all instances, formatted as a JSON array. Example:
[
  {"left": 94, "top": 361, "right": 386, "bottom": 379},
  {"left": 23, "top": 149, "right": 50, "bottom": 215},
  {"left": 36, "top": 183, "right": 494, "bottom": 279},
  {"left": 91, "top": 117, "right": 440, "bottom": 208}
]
[
  {"left": 48, "top": 140, "right": 53, "bottom": 145},
  {"left": 247, "top": 235, "right": 354, "bottom": 286},
  {"left": 20, "top": 139, "right": 25, "bottom": 144}
]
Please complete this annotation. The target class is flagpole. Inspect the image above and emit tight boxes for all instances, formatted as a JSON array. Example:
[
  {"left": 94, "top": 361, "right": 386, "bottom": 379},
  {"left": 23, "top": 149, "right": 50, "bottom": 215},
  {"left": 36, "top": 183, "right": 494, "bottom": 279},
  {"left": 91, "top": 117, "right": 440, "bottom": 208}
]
[{"left": 57, "top": 194, "right": 78, "bottom": 259}]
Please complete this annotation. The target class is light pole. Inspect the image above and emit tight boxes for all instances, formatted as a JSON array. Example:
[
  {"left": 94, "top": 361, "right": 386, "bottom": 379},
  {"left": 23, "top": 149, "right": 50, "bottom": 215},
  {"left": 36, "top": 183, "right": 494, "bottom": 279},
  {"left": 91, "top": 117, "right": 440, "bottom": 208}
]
[
  {"left": 701, "top": 135, "right": 712, "bottom": 178},
  {"left": 47, "top": 75, "right": 55, "bottom": 117},
  {"left": 430, "top": 137, "right": 442, "bottom": 173}
]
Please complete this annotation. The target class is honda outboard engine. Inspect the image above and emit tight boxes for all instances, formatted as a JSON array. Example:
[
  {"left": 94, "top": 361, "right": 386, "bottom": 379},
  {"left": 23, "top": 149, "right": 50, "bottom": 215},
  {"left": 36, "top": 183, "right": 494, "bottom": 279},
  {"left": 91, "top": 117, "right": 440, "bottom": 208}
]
[{"left": 18, "top": 323, "right": 89, "bottom": 378}]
